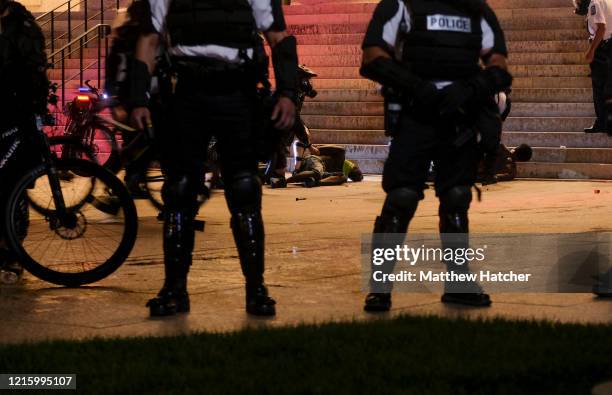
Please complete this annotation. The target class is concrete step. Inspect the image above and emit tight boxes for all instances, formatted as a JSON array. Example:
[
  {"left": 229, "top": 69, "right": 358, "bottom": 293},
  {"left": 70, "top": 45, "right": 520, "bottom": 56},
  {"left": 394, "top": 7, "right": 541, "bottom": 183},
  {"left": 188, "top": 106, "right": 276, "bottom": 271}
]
[
  {"left": 504, "top": 29, "right": 586, "bottom": 41},
  {"left": 503, "top": 131, "right": 612, "bottom": 148},
  {"left": 310, "top": 88, "right": 592, "bottom": 103},
  {"left": 332, "top": 144, "right": 612, "bottom": 164},
  {"left": 298, "top": 40, "right": 588, "bottom": 59},
  {"left": 503, "top": 117, "right": 594, "bottom": 133},
  {"left": 487, "top": 0, "right": 574, "bottom": 9},
  {"left": 302, "top": 102, "right": 597, "bottom": 118},
  {"left": 303, "top": 115, "right": 381, "bottom": 130},
  {"left": 495, "top": 7, "right": 581, "bottom": 19},
  {"left": 292, "top": 0, "right": 572, "bottom": 9},
  {"left": 509, "top": 64, "right": 589, "bottom": 77},
  {"left": 310, "top": 129, "right": 388, "bottom": 145},
  {"left": 285, "top": 13, "right": 372, "bottom": 26},
  {"left": 531, "top": 147, "right": 612, "bottom": 163},
  {"left": 516, "top": 162, "right": 612, "bottom": 179},
  {"left": 285, "top": 3, "right": 377, "bottom": 15},
  {"left": 294, "top": 33, "right": 364, "bottom": 45},
  {"left": 302, "top": 101, "right": 382, "bottom": 116},
  {"left": 343, "top": 159, "right": 612, "bottom": 180},
  {"left": 309, "top": 129, "right": 612, "bottom": 149},
  {"left": 507, "top": 40, "right": 588, "bottom": 53},
  {"left": 512, "top": 77, "right": 591, "bottom": 88},
  {"left": 291, "top": 52, "right": 587, "bottom": 67},
  {"left": 313, "top": 89, "right": 382, "bottom": 102},
  {"left": 303, "top": 115, "right": 595, "bottom": 133},
  {"left": 303, "top": 102, "right": 596, "bottom": 117},
  {"left": 511, "top": 103, "right": 595, "bottom": 117},
  {"left": 512, "top": 88, "right": 592, "bottom": 103}
]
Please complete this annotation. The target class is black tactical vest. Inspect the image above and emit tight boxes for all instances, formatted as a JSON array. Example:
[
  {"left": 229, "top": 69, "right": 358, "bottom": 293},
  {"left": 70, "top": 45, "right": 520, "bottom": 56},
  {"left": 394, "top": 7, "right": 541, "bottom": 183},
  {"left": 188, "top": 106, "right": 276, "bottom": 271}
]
[
  {"left": 399, "top": 0, "right": 483, "bottom": 80},
  {"left": 0, "top": 3, "right": 48, "bottom": 116},
  {"left": 166, "top": 0, "right": 258, "bottom": 49}
]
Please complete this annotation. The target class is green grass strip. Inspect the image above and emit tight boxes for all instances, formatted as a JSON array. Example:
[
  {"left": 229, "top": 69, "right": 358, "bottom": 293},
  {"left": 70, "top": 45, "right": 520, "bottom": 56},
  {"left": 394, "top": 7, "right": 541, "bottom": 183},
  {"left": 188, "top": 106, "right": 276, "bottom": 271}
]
[{"left": 1, "top": 315, "right": 611, "bottom": 394}]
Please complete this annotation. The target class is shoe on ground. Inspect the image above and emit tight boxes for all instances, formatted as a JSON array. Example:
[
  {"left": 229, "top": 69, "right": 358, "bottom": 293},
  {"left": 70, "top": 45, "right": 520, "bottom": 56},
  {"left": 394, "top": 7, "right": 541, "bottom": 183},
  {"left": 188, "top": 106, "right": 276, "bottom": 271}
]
[
  {"left": 441, "top": 292, "right": 492, "bottom": 307},
  {"left": 147, "top": 288, "right": 190, "bottom": 317},
  {"left": 593, "top": 283, "right": 612, "bottom": 298},
  {"left": 364, "top": 292, "right": 392, "bottom": 312},
  {"left": 269, "top": 177, "right": 287, "bottom": 189},
  {"left": 584, "top": 125, "right": 606, "bottom": 133},
  {"left": 246, "top": 285, "right": 276, "bottom": 316}
]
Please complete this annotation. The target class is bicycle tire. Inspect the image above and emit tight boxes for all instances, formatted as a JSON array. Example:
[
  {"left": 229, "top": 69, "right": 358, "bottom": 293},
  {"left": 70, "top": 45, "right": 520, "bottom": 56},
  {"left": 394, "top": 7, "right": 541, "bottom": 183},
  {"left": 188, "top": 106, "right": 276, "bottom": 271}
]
[
  {"left": 4, "top": 159, "right": 138, "bottom": 286},
  {"left": 70, "top": 123, "right": 119, "bottom": 171},
  {"left": 92, "top": 124, "right": 121, "bottom": 174}
]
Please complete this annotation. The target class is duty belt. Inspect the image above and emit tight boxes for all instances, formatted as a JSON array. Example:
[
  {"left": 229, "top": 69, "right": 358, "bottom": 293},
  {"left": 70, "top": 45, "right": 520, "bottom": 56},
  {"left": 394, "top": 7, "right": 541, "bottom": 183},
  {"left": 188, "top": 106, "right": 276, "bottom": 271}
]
[{"left": 173, "top": 57, "right": 255, "bottom": 92}]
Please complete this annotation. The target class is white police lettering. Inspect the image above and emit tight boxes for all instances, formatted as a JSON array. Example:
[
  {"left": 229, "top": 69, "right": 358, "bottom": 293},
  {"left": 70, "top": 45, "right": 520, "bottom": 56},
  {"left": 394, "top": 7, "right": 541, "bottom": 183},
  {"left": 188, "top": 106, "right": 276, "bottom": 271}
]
[
  {"left": 427, "top": 14, "right": 472, "bottom": 33},
  {"left": 0, "top": 139, "right": 20, "bottom": 169}
]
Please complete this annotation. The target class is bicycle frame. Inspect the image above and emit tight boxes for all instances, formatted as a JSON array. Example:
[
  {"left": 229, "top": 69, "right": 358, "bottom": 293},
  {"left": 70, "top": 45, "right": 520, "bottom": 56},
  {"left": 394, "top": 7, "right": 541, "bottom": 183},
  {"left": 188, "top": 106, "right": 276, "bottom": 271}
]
[{"left": 1, "top": 119, "right": 71, "bottom": 222}]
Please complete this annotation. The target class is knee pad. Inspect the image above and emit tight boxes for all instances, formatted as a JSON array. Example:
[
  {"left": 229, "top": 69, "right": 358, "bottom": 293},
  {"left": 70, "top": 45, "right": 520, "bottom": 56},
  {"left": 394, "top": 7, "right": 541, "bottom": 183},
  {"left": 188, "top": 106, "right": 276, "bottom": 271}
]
[
  {"left": 376, "top": 187, "right": 420, "bottom": 234},
  {"left": 382, "top": 187, "right": 420, "bottom": 218},
  {"left": 439, "top": 186, "right": 472, "bottom": 233},
  {"left": 225, "top": 172, "right": 262, "bottom": 213},
  {"left": 162, "top": 173, "right": 200, "bottom": 214},
  {"left": 439, "top": 186, "right": 472, "bottom": 212}
]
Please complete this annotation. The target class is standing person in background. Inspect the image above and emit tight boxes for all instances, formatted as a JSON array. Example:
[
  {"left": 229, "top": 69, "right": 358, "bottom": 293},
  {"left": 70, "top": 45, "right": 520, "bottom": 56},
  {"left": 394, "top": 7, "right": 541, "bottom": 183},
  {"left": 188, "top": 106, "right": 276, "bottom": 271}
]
[{"left": 580, "top": 0, "right": 612, "bottom": 134}]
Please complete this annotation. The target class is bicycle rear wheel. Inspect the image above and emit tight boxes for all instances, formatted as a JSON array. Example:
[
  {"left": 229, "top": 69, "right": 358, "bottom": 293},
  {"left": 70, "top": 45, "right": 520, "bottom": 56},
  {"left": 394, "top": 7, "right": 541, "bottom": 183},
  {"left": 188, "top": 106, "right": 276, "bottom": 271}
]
[
  {"left": 48, "top": 135, "right": 97, "bottom": 162},
  {"left": 27, "top": 135, "right": 99, "bottom": 216},
  {"left": 3, "top": 159, "right": 138, "bottom": 286}
]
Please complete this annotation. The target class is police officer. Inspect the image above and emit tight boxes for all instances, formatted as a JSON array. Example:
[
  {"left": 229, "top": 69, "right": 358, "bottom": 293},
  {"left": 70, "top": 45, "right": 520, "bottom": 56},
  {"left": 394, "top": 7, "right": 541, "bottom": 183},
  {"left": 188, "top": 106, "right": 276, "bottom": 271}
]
[
  {"left": 360, "top": 0, "right": 512, "bottom": 311},
  {"left": 0, "top": 0, "right": 48, "bottom": 283},
  {"left": 581, "top": 0, "right": 612, "bottom": 134},
  {"left": 130, "top": 0, "right": 298, "bottom": 317}
]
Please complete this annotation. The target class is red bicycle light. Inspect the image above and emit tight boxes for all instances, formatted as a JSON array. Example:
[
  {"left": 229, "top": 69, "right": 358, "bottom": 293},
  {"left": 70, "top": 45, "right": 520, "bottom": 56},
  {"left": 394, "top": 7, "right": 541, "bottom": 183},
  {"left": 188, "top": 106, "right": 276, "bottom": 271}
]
[{"left": 76, "top": 95, "right": 91, "bottom": 102}]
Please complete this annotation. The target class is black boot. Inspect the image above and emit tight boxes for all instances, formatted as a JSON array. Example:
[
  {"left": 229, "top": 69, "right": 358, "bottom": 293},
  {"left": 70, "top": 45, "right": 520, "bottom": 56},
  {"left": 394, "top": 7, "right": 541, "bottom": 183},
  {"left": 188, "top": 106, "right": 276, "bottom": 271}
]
[
  {"left": 246, "top": 284, "right": 276, "bottom": 316},
  {"left": 364, "top": 293, "right": 392, "bottom": 312},
  {"left": 439, "top": 187, "right": 491, "bottom": 307},
  {"left": 231, "top": 209, "right": 276, "bottom": 316},
  {"left": 364, "top": 188, "right": 419, "bottom": 313},
  {"left": 148, "top": 211, "right": 193, "bottom": 317}
]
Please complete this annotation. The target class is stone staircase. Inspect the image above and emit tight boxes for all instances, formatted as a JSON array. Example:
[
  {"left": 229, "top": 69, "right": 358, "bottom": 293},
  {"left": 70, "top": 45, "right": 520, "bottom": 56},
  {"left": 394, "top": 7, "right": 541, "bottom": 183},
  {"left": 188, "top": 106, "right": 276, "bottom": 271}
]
[
  {"left": 40, "top": 0, "right": 612, "bottom": 179},
  {"left": 289, "top": 0, "right": 612, "bottom": 179}
]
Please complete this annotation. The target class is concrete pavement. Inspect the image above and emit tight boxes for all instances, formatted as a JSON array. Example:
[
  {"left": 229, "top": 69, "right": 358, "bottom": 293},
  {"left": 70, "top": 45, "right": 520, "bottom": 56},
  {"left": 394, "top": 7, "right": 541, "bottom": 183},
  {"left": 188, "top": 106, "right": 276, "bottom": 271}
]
[{"left": 1, "top": 178, "right": 612, "bottom": 344}]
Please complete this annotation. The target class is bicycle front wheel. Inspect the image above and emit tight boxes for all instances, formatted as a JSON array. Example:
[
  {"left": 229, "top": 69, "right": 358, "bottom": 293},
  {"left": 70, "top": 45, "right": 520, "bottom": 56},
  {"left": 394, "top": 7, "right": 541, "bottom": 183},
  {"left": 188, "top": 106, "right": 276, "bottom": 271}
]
[{"left": 4, "top": 159, "right": 138, "bottom": 286}]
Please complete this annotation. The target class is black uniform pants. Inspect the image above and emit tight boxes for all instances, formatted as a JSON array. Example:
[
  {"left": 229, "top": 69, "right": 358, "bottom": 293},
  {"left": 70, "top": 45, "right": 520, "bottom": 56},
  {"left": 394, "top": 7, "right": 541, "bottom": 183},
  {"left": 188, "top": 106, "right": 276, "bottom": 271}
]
[
  {"left": 590, "top": 40, "right": 612, "bottom": 128},
  {"left": 159, "top": 70, "right": 260, "bottom": 215},
  {"left": 382, "top": 111, "right": 480, "bottom": 198}
]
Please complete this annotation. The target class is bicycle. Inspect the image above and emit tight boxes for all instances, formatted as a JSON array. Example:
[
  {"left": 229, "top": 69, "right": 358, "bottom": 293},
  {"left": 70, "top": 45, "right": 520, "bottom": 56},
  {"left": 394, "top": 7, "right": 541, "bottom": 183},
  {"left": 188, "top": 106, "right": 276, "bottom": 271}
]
[
  {"left": 1, "top": 116, "right": 138, "bottom": 287},
  {"left": 50, "top": 81, "right": 213, "bottom": 214}
]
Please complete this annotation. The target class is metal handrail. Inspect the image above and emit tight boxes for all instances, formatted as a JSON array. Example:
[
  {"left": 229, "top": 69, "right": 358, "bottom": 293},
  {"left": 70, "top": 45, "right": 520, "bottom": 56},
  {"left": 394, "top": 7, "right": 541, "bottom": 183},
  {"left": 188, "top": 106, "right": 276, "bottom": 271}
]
[
  {"left": 36, "top": 0, "right": 121, "bottom": 22},
  {"left": 49, "top": 24, "right": 111, "bottom": 106},
  {"left": 36, "top": 0, "right": 123, "bottom": 55},
  {"left": 35, "top": 0, "right": 85, "bottom": 23}
]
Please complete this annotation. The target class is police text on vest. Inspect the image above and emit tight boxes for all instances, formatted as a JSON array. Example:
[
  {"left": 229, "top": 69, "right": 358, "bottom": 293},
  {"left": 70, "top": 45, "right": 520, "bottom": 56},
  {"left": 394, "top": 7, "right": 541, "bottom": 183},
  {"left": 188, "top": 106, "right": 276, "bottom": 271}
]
[{"left": 427, "top": 14, "right": 472, "bottom": 33}]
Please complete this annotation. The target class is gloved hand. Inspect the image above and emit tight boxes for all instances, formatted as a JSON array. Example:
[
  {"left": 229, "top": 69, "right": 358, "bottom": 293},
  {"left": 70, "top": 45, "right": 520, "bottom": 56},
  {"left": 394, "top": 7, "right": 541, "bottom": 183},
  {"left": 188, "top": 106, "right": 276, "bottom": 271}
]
[
  {"left": 412, "top": 80, "right": 439, "bottom": 108},
  {"left": 438, "top": 67, "right": 513, "bottom": 117},
  {"left": 438, "top": 81, "right": 474, "bottom": 117}
]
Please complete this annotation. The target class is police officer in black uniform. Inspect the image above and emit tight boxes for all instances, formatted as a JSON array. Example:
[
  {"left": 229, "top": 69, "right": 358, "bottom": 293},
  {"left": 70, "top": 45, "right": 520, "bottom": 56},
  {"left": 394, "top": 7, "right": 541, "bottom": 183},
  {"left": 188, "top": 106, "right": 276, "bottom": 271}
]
[
  {"left": 130, "top": 0, "right": 298, "bottom": 317},
  {"left": 360, "top": 0, "right": 512, "bottom": 311},
  {"left": 0, "top": 0, "right": 48, "bottom": 282}
]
